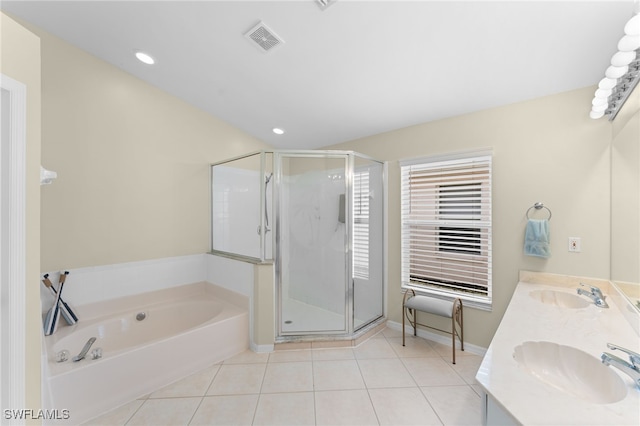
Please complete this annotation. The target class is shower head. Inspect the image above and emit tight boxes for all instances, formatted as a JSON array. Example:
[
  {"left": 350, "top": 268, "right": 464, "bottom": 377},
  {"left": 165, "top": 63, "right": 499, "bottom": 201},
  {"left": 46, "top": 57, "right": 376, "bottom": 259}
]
[{"left": 265, "top": 173, "right": 273, "bottom": 184}]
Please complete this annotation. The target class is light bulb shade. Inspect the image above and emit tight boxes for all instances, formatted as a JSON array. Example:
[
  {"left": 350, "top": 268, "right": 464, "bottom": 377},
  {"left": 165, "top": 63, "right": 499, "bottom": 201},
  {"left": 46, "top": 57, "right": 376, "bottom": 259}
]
[
  {"left": 605, "top": 65, "right": 629, "bottom": 79},
  {"left": 624, "top": 14, "right": 640, "bottom": 36},
  {"left": 611, "top": 50, "right": 637, "bottom": 67},
  {"left": 594, "top": 88, "right": 612, "bottom": 98},
  {"left": 592, "top": 103, "right": 608, "bottom": 112},
  {"left": 598, "top": 77, "right": 617, "bottom": 90},
  {"left": 592, "top": 97, "right": 608, "bottom": 106},
  {"left": 590, "top": 110, "right": 605, "bottom": 119},
  {"left": 618, "top": 35, "right": 640, "bottom": 51}
]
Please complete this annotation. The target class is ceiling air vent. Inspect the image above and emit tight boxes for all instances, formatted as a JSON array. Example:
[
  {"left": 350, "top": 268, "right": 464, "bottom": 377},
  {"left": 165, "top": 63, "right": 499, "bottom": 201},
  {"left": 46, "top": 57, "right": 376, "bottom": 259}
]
[{"left": 244, "top": 21, "right": 284, "bottom": 53}]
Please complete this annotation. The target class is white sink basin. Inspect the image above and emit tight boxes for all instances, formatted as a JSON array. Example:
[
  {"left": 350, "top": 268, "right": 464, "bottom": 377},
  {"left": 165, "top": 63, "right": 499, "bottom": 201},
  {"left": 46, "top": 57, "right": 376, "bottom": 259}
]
[
  {"left": 513, "top": 341, "right": 627, "bottom": 404},
  {"left": 529, "top": 290, "right": 590, "bottom": 309}
]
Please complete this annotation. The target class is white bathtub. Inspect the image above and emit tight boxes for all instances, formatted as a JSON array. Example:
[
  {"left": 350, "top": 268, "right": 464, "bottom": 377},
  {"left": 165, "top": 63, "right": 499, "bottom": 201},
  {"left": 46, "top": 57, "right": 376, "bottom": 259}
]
[{"left": 42, "top": 282, "right": 249, "bottom": 425}]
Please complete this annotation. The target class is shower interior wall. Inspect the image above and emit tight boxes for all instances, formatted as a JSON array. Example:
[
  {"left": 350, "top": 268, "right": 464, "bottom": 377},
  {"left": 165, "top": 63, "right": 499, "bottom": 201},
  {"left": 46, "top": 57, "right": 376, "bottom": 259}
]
[
  {"left": 279, "top": 156, "right": 348, "bottom": 324},
  {"left": 211, "top": 153, "right": 273, "bottom": 261}
]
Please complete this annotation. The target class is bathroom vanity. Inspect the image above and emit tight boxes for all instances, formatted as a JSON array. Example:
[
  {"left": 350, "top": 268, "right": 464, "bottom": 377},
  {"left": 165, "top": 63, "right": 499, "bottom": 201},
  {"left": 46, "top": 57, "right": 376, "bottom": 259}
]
[{"left": 476, "top": 271, "right": 640, "bottom": 425}]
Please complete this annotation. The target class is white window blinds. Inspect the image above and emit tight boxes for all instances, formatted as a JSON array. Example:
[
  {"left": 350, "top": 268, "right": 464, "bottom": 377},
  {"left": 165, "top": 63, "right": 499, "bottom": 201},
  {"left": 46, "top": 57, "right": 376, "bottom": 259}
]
[
  {"left": 353, "top": 170, "right": 370, "bottom": 279},
  {"left": 400, "top": 154, "right": 492, "bottom": 307}
]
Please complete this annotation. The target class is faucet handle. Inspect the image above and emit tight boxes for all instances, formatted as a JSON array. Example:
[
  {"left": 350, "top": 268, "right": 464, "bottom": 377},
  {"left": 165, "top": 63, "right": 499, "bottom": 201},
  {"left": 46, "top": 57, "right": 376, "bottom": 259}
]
[
  {"left": 580, "top": 282, "right": 602, "bottom": 295},
  {"left": 607, "top": 343, "right": 640, "bottom": 367}
]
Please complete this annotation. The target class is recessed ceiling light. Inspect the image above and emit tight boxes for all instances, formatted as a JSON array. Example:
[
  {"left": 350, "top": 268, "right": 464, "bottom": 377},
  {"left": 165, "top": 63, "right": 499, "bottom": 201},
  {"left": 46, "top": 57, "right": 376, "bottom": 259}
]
[
  {"left": 272, "top": 128, "right": 285, "bottom": 135},
  {"left": 135, "top": 51, "right": 155, "bottom": 65}
]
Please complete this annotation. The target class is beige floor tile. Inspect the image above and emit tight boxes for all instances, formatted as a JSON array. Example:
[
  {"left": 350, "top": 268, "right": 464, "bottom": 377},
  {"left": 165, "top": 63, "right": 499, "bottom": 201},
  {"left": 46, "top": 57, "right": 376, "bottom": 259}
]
[
  {"left": 421, "top": 385, "right": 482, "bottom": 426},
  {"left": 207, "top": 363, "right": 266, "bottom": 395},
  {"left": 428, "top": 340, "right": 473, "bottom": 362},
  {"left": 261, "top": 361, "right": 314, "bottom": 393},
  {"left": 268, "top": 349, "right": 312, "bottom": 363},
  {"left": 354, "top": 337, "right": 397, "bottom": 359},
  {"left": 313, "top": 359, "right": 366, "bottom": 391},
  {"left": 82, "top": 399, "right": 144, "bottom": 426},
  {"left": 381, "top": 326, "right": 405, "bottom": 339},
  {"left": 402, "top": 357, "right": 466, "bottom": 387},
  {"left": 126, "top": 398, "right": 201, "bottom": 426},
  {"left": 357, "top": 358, "right": 416, "bottom": 389},
  {"left": 369, "top": 387, "right": 442, "bottom": 426},
  {"left": 253, "top": 392, "right": 315, "bottom": 426},
  {"left": 387, "top": 336, "right": 439, "bottom": 358},
  {"left": 223, "top": 349, "right": 269, "bottom": 364},
  {"left": 149, "top": 364, "right": 219, "bottom": 398},
  {"left": 189, "top": 394, "right": 259, "bottom": 426},
  {"left": 315, "top": 389, "right": 379, "bottom": 426},
  {"left": 450, "top": 355, "right": 483, "bottom": 385},
  {"left": 311, "top": 347, "right": 355, "bottom": 361},
  {"left": 470, "top": 384, "right": 485, "bottom": 397}
]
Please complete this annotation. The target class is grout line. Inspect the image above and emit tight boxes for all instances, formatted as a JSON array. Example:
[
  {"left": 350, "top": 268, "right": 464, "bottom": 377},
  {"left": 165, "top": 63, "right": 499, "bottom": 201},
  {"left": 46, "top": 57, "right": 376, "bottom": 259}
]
[
  {"left": 123, "top": 399, "right": 147, "bottom": 426},
  {"left": 185, "top": 396, "right": 205, "bottom": 426}
]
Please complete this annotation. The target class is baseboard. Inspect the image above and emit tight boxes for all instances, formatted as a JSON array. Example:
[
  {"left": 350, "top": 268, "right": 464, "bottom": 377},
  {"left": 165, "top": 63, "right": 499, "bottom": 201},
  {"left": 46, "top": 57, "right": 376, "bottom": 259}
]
[
  {"left": 250, "top": 342, "right": 274, "bottom": 353},
  {"left": 386, "top": 320, "right": 487, "bottom": 356}
]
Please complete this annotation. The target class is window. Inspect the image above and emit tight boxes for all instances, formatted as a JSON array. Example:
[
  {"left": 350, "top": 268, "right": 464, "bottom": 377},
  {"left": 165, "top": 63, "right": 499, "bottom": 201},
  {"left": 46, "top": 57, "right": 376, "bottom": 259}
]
[
  {"left": 400, "top": 152, "right": 492, "bottom": 309},
  {"left": 353, "top": 169, "right": 370, "bottom": 279}
]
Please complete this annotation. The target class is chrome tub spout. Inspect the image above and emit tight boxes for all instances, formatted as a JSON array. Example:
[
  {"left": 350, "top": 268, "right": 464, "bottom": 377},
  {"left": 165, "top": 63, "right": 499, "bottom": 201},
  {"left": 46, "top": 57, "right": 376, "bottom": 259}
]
[{"left": 73, "top": 337, "right": 97, "bottom": 362}]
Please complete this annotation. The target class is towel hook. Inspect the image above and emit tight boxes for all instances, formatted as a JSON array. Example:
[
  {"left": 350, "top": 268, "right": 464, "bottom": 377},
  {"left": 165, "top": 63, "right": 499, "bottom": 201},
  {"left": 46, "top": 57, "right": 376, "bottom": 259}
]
[{"left": 526, "top": 202, "right": 552, "bottom": 220}]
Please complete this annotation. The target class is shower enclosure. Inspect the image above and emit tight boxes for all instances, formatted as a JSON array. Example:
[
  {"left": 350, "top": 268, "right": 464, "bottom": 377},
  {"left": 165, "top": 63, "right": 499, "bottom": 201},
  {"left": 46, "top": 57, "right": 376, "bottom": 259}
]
[{"left": 211, "top": 150, "right": 384, "bottom": 340}]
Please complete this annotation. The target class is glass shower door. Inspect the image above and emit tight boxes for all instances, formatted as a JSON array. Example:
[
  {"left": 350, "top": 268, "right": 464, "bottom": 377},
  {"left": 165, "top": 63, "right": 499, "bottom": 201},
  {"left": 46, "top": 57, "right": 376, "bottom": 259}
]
[
  {"left": 352, "top": 157, "right": 384, "bottom": 330},
  {"left": 276, "top": 153, "right": 348, "bottom": 335}
]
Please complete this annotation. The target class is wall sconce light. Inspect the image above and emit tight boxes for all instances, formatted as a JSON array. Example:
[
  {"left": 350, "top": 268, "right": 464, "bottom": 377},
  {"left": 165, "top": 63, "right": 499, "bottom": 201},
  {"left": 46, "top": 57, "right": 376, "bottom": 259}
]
[{"left": 590, "top": 10, "right": 640, "bottom": 120}]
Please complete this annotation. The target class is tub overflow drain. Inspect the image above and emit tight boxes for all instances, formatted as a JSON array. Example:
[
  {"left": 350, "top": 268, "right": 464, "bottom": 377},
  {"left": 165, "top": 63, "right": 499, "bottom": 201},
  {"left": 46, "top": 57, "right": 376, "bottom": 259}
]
[{"left": 136, "top": 312, "right": 147, "bottom": 321}]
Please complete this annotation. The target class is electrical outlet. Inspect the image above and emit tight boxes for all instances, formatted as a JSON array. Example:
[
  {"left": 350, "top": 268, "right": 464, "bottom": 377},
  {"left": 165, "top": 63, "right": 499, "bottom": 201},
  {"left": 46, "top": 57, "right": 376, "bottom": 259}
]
[{"left": 568, "top": 237, "right": 581, "bottom": 252}]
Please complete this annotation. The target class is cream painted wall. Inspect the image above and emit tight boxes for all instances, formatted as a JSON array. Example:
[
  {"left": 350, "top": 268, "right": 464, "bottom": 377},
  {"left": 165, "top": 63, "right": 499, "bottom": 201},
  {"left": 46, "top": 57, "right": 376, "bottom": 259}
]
[
  {"left": 19, "top": 21, "right": 271, "bottom": 272},
  {"left": 0, "top": 12, "right": 42, "bottom": 418},
  {"left": 326, "top": 87, "right": 612, "bottom": 348}
]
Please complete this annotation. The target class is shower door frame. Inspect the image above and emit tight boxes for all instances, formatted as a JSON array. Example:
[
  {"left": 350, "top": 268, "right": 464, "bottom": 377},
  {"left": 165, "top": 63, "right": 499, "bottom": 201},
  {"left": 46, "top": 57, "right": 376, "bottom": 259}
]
[{"left": 274, "top": 151, "right": 354, "bottom": 337}]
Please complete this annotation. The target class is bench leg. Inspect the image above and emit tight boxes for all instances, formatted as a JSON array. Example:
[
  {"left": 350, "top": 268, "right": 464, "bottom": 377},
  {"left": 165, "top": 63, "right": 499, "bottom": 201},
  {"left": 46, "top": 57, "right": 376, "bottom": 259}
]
[
  {"left": 402, "top": 305, "right": 406, "bottom": 347},
  {"left": 452, "top": 314, "right": 456, "bottom": 364},
  {"left": 460, "top": 302, "right": 464, "bottom": 352}
]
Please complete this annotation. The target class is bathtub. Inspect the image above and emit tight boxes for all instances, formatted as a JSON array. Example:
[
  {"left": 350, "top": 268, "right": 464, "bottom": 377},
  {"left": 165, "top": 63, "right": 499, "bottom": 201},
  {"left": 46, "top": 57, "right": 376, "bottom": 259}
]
[{"left": 42, "top": 282, "right": 249, "bottom": 425}]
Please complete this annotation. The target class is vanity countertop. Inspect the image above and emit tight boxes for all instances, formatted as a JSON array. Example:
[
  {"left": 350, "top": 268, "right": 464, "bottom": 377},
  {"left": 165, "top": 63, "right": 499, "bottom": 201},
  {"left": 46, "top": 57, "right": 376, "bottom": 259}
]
[{"left": 476, "top": 271, "right": 640, "bottom": 425}]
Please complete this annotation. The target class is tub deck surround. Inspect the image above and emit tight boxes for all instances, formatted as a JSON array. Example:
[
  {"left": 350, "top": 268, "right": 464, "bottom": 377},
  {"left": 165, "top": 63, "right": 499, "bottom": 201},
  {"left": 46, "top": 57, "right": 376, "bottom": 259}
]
[
  {"left": 476, "top": 271, "right": 640, "bottom": 425},
  {"left": 42, "top": 282, "right": 249, "bottom": 425}
]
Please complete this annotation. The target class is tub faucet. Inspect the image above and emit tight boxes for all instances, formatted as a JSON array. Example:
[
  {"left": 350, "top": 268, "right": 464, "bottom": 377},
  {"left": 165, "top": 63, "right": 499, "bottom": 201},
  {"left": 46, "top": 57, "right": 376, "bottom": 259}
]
[
  {"left": 601, "top": 343, "right": 640, "bottom": 388},
  {"left": 72, "top": 337, "right": 97, "bottom": 362},
  {"left": 576, "top": 283, "right": 609, "bottom": 308}
]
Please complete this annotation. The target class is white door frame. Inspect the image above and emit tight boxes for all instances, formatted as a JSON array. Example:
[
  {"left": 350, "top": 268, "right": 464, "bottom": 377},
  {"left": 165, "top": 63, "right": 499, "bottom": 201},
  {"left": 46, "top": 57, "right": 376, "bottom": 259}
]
[{"left": 0, "top": 73, "right": 27, "bottom": 421}]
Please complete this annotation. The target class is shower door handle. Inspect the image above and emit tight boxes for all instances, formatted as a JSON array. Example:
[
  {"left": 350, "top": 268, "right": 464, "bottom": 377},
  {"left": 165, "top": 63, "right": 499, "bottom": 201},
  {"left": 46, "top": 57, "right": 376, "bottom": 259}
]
[{"left": 257, "top": 225, "right": 271, "bottom": 235}]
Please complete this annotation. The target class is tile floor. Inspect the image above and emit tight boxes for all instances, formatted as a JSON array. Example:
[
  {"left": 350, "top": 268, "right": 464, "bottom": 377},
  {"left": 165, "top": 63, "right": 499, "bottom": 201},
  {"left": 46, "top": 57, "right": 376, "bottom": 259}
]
[{"left": 85, "top": 327, "right": 484, "bottom": 426}]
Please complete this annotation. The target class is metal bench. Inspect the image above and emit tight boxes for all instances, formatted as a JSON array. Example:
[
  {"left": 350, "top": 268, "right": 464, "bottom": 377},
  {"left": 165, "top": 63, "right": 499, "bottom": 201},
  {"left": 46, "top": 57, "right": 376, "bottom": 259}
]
[{"left": 402, "top": 289, "right": 464, "bottom": 364}]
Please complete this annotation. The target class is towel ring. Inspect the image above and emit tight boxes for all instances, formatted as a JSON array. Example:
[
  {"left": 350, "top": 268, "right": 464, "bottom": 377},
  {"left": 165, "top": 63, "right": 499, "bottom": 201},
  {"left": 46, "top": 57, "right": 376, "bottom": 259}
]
[{"left": 526, "top": 202, "right": 552, "bottom": 220}]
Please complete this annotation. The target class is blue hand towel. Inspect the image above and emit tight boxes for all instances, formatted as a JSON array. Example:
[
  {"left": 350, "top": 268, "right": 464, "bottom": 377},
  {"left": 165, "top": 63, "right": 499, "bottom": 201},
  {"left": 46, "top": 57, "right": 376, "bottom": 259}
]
[{"left": 524, "top": 219, "right": 550, "bottom": 258}]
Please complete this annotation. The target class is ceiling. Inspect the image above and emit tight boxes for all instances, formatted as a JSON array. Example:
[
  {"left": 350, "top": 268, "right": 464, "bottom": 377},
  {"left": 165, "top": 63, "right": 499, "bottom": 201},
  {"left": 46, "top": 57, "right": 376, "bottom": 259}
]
[{"left": 2, "top": 0, "right": 636, "bottom": 149}]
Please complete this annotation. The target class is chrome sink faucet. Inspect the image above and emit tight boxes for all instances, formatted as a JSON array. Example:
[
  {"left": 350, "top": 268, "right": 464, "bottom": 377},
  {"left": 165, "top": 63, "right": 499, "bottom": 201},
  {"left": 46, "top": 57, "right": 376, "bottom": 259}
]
[
  {"left": 576, "top": 283, "right": 609, "bottom": 308},
  {"left": 601, "top": 343, "right": 640, "bottom": 388}
]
